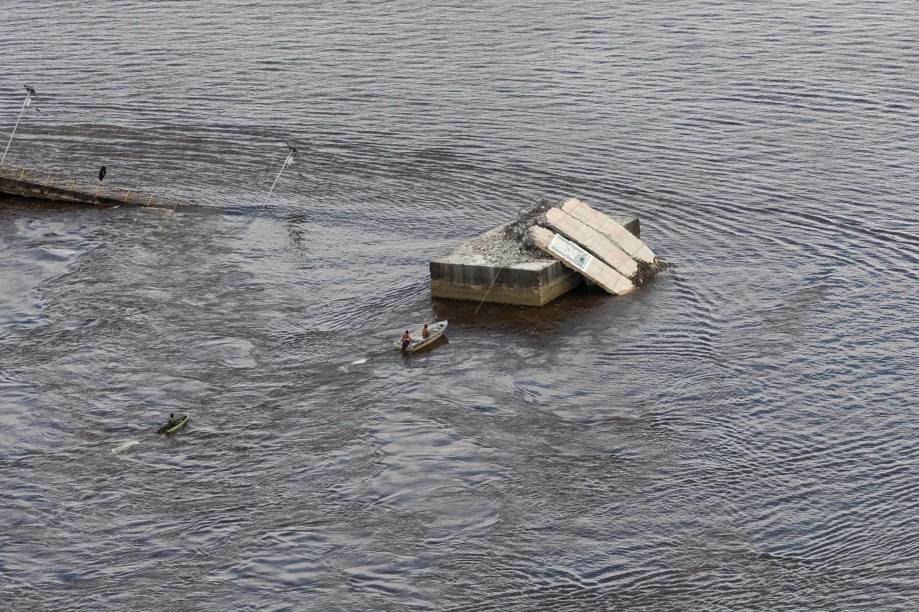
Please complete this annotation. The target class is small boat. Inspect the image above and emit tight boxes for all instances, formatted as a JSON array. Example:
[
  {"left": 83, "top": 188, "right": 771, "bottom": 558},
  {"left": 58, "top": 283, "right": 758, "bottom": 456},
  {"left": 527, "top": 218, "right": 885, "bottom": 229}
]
[
  {"left": 395, "top": 320, "right": 448, "bottom": 354},
  {"left": 157, "top": 414, "right": 189, "bottom": 435}
]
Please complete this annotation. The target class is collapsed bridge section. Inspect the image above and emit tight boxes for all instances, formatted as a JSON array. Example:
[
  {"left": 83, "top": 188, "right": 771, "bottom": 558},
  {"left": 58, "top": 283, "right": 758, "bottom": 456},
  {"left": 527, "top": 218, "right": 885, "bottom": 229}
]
[{"left": 0, "top": 166, "right": 189, "bottom": 209}]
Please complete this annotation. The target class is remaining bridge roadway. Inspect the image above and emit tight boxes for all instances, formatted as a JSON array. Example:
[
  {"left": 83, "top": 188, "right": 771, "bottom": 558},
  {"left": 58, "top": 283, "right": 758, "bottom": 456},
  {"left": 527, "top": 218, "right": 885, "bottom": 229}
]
[{"left": 0, "top": 165, "right": 190, "bottom": 209}]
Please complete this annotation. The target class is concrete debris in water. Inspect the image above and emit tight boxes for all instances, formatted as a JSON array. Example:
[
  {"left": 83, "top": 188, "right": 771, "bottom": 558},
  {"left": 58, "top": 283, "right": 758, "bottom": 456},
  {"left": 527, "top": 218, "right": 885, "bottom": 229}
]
[
  {"left": 430, "top": 198, "right": 651, "bottom": 306},
  {"left": 457, "top": 224, "right": 545, "bottom": 266},
  {"left": 503, "top": 198, "right": 555, "bottom": 245},
  {"left": 504, "top": 198, "right": 664, "bottom": 287}
]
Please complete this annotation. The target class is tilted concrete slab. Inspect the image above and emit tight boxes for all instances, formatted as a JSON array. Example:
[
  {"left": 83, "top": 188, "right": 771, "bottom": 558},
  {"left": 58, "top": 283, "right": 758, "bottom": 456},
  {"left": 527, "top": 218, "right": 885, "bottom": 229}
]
[
  {"left": 544, "top": 207, "right": 639, "bottom": 280},
  {"left": 561, "top": 198, "right": 656, "bottom": 263},
  {"left": 529, "top": 226, "right": 634, "bottom": 296}
]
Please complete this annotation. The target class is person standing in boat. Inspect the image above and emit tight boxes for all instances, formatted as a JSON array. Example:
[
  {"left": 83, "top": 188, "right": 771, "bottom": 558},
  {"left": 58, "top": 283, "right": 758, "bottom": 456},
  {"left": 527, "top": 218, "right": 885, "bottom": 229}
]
[
  {"left": 422, "top": 324, "right": 430, "bottom": 339},
  {"left": 401, "top": 330, "right": 413, "bottom": 351}
]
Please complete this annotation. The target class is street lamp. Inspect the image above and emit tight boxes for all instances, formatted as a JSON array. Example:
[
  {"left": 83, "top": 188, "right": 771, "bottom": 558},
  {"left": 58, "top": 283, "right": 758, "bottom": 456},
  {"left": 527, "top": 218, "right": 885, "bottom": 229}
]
[
  {"left": 263, "top": 145, "right": 298, "bottom": 206},
  {"left": 1, "top": 85, "right": 38, "bottom": 166}
]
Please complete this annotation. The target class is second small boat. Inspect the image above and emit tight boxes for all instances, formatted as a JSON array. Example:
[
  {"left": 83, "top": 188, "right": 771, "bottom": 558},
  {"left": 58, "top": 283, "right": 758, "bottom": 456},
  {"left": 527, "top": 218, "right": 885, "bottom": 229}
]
[{"left": 157, "top": 414, "right": 189, "bottom": 435}]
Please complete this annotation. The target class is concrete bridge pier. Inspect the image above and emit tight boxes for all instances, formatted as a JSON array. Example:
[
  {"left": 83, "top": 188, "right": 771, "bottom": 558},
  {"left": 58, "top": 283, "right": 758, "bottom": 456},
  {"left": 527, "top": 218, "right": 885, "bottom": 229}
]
[{"left": 430, "top": 215, "right": 640, "bottom": 307}]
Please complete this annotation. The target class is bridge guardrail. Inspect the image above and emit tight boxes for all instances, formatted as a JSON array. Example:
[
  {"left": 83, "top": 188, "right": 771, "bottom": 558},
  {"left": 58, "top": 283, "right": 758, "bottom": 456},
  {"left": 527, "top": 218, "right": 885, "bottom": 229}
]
[{"left": 0, "top": 165, "right": 189, "bottom": 208}]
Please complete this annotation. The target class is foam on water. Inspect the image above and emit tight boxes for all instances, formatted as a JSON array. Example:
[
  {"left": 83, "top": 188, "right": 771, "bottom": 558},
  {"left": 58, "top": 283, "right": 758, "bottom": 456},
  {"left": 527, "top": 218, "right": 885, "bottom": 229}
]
[{"left": 110, "top": 440, "right": 140, "bottom": 454}]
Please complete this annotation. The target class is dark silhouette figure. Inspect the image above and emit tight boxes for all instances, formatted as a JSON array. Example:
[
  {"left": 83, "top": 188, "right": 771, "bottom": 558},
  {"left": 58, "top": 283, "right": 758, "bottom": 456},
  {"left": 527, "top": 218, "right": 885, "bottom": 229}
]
[
  {"left": 157, "top": 412, "right": 184, "bottom": 434},
  {"left": 98, "top": 166, "right": 107, "bottom": 182},
  {"left": 401, "top": 330, "right": 412, "bottom": 352}
]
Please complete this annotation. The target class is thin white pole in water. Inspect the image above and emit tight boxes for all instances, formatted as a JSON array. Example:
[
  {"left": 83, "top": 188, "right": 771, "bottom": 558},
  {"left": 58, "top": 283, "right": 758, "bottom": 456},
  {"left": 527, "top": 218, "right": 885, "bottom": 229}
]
[
  {"left": 263, "top": 145, "right": 297, "bottom": 206},
  {"left": 1, "top": 86, "right": 37, "bottom": 167}
]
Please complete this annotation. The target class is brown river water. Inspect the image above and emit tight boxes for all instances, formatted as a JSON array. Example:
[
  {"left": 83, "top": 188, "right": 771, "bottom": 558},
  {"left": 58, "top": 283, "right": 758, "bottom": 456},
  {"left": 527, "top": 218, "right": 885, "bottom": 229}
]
[{"left": 1, "top": 1, "right": 917, "bottom": 610}]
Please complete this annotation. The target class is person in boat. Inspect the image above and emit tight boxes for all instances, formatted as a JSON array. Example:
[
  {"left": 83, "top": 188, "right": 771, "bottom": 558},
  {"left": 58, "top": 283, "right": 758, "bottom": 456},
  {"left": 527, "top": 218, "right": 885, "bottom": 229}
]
[
  {"left": 166, "top": 413, "right": 178, "bottom": 427},
  {"left": 422, "top": 324, "right": 430, "bottom": 339},
  {"left": 401, "top": 330, "right": 413, "bottom": 351}
]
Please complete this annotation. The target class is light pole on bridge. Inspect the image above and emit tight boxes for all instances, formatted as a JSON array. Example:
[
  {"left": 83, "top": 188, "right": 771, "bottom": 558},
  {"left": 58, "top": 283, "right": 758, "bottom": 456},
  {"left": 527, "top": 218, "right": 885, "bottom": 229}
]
[
  {"left": 263, "top": 145, "right": 298, "bottom": 206},
  {"left": 1, "top": 85, "right": 39, "bottom": 167}
]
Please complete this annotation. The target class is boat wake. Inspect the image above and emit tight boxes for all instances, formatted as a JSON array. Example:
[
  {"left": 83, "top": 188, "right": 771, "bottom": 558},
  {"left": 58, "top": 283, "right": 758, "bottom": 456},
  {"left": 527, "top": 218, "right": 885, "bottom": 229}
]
[
  {"left": 111, "top": 439, "right": 140, "bottom": 454},
  {"left": 337, "top": 357, "right": 369, "bottom": 372}
]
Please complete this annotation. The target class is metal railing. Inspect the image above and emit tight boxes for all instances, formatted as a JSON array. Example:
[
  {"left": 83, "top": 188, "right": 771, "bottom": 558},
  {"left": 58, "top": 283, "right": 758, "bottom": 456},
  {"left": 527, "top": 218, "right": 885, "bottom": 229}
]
[{"left": 0, "top": 165, "right": 190, "bottom": 209}]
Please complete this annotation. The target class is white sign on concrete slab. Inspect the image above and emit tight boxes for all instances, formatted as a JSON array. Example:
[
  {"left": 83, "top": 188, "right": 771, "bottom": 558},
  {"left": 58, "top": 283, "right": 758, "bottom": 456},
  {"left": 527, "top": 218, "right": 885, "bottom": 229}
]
[
  {"left": 548, "top": 232, "right": 593, "bottom": 272},
  {"left": 530, "top": 226, "right": 635, "bottom": 296},
  {"left": 545, "top": 207, "right": 639, "bottom": 279}
]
